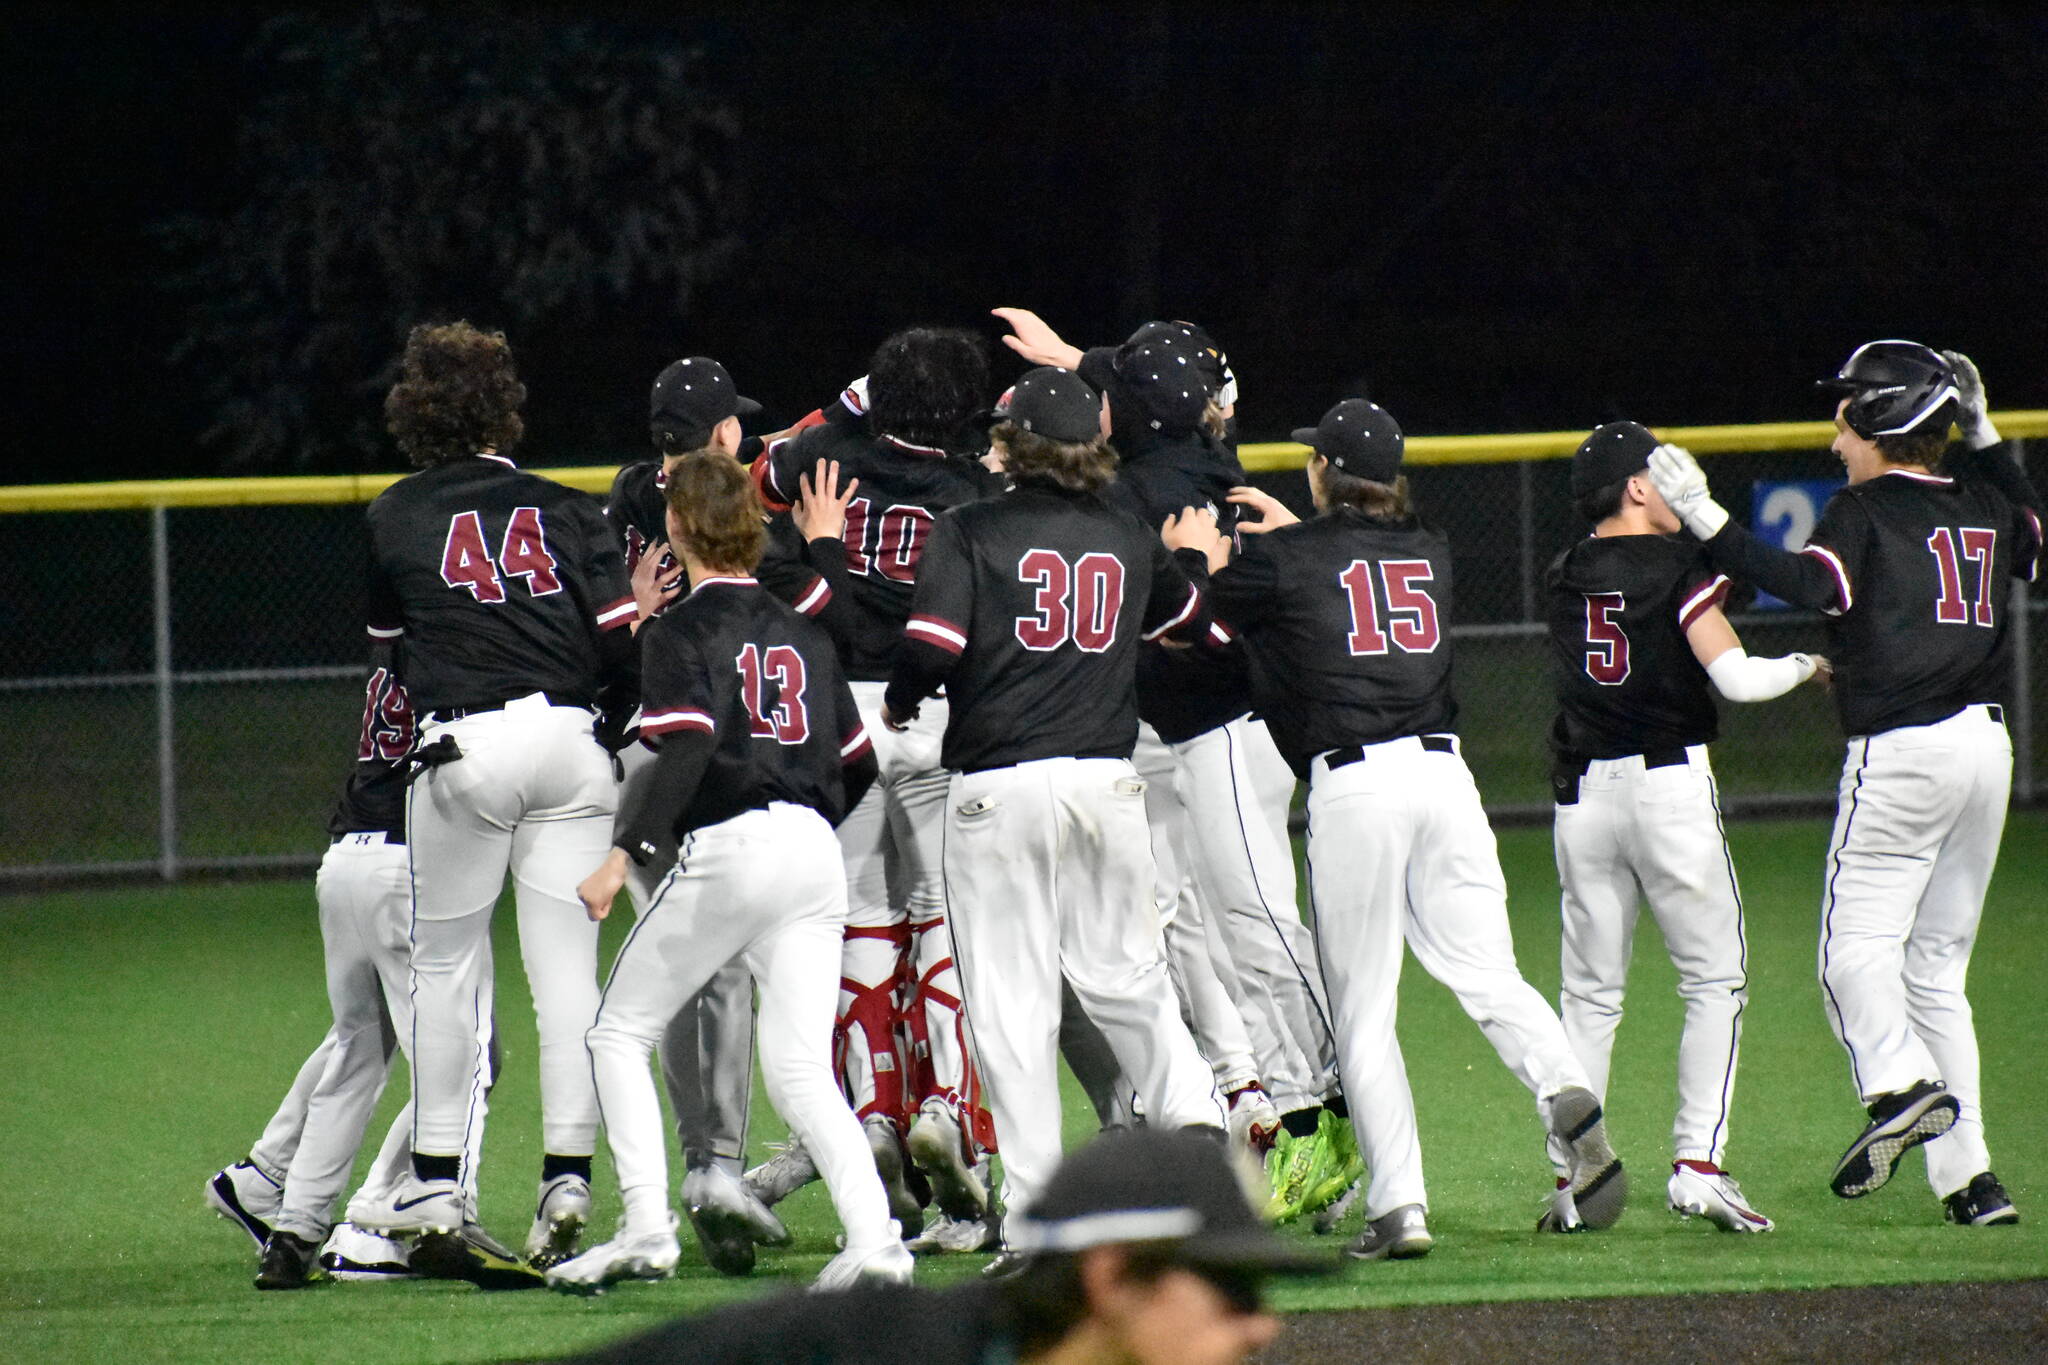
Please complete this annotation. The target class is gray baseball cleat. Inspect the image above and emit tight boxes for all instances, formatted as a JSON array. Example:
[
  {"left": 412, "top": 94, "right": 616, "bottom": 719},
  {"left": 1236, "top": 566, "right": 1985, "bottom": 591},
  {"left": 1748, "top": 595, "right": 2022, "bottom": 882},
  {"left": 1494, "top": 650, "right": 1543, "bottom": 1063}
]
[
  {"left": 744, "top": 1138, "right": 821, "bottom": 1208},
  {"left": 1549, "top": 1086, "right": 1627, "bottom": 1229},
  {"left": 865, "top": 1114, "right": 925, "bottom": 1239},
  {"left": 1346, "top": 1203, "right": 1433, "bottom": 1261},
  {"left": 907, "top": 1103, "right": 988, "bottom": 1223}
]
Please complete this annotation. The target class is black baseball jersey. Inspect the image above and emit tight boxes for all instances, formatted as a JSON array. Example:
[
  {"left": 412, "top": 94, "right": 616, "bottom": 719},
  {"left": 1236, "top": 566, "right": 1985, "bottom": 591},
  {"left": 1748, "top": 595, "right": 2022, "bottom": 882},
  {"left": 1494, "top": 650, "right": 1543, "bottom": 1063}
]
[
  {"left": 759, "top": 422, "right": 1001, "bottom": 681},
  {"left": 1105, "top": 430, "right": 1256, "bottom": 743},
  {"left": 603, "top": 459, "right": 673, "bottom": 580},
  {"left": 884, "top": 479, "right": 1210, "bottom": 773},
  {"left": 327, "top": 662, "right": 413, "bottom": 838},
  {"left": 366, "top": 455, "right": 639, "bottom": 715},
  {"left": 1706, "top": 455, "right": 2043, "bottom": 736},
  {"left": 1546, "top": 534, "right": 1731, "bottom": 763},
  {"left": 637, "top": 576, "right": 869, "bottom": 836},
  {"left": 1206, "top": 508, "right": 1456, "bottom": 777}
]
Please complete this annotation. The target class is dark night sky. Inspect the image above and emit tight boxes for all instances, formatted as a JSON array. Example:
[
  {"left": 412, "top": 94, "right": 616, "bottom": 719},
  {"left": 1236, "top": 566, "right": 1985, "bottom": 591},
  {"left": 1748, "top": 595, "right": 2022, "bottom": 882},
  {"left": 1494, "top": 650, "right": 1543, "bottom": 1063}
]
[{"left": 9, "top": 3, "right": 2047, "bottom": 483}]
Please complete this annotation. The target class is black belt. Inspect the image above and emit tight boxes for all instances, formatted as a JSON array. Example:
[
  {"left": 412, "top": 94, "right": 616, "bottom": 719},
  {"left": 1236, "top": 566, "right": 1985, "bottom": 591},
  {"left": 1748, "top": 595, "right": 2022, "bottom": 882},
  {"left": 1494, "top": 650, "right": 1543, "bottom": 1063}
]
[
  {"left": 1552, "top": 747, "right": 1690, "bottom": 806},
  {"left": 426, "top": 691, "right": 590, "bottom": 724},
  {"left": 1323, "top": 734, "right": 1456, "bottom": 770}
]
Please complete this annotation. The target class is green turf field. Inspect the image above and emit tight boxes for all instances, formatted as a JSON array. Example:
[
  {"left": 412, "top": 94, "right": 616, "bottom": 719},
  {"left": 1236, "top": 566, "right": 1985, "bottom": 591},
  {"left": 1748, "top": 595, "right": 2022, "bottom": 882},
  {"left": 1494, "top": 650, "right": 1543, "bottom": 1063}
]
[{"left": 2, "top": 815, "right": 2042, "bottom": 1364}]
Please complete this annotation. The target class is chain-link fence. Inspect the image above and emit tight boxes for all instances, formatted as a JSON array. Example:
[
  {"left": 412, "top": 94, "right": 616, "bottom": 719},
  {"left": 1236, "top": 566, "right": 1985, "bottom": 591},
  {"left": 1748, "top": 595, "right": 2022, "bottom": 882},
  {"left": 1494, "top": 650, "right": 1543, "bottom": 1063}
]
[{"left": 2, "top": 433, "right": 2040, "bottom": 882}]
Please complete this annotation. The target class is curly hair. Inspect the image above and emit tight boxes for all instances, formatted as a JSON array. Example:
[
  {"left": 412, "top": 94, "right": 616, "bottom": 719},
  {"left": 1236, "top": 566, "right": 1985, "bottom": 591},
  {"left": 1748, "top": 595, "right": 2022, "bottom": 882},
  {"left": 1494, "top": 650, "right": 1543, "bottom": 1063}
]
[
  {"left": 384, "top": 322, "right": 527, "bottom": 468},
  {"left": 992, "top": 422, "right": 1117, "bottom": 493},
  {"left": 664, "top": 449, "right": 767, "bottom": 574},
  {"left": 866, "top": 326, "right": 992, "bottom": 450}
]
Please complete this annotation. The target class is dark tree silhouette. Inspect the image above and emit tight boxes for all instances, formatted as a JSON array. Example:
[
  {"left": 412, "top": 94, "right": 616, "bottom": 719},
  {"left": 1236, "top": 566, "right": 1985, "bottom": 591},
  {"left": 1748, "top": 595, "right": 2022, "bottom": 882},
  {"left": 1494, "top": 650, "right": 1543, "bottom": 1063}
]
[{"left": 159, "top": 8, "right": 738, "bottom": 471}]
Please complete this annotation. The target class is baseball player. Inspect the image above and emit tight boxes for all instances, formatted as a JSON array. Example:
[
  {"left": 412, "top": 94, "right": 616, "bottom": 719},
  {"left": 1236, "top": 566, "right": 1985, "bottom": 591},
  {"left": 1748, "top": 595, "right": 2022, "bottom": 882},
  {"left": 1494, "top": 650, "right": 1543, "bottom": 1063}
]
[
  {"left": 1195, "top": 398, "right": 1625, "bottom": 1261},
  {"left": 208, "top": 661, "right": 501, "bottom": 1288},
  {"left": 755, "top": 329, "right": 1004, "bottom": 1237},
  {"left": 552, "top": 449, "right": 910, "bottom": 1293},
  {"left": 882, "top": 366, "right": 1227, "bottom": 1224},
  {"left": 1543, "top": 420, "right": 1830, "bottom": 1235},
  {"left": 355, "top": 322, "right": 639, "bottom": 1264},
  {"left": 994, "top": 309, "right": 1342, "bottom": 1160},
  {"left": 1648, "top": 342, "right": 2039, "bottom": 1224},
  {"left": 601, "top": 357, "right": 812, "bottom": 1274}
]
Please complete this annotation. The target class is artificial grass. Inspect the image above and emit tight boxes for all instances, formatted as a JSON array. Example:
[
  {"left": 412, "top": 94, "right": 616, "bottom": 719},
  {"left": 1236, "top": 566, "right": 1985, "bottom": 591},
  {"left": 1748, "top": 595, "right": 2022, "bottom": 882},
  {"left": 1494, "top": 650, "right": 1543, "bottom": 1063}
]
[{"left": 1, "top": 815, "right": 2042, "bottom": 1364}]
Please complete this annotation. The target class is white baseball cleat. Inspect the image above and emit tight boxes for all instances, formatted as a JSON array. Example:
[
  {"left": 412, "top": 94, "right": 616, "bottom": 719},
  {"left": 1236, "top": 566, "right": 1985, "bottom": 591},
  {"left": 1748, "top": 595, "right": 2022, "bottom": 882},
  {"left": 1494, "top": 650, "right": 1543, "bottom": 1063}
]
[
  {"left": 744, "top": 1139, "right": 820, "bottom": 1208},
  {"left": 1536, "top": 1182, "right": 1585, "bottom": 1233},
  {"left": 905, "top": 1211, "right": 998, "bottom": 1255},
  {"left": 524, "top": 1174, "right": 593, "bottom": 1269},
  {"left": 1225, "top": 1084, "right": 1284, "bottom": 1158},
  {"left": 318, "top": 1222, "right": 418, "bottom": 1280},
  {"left": 543, "top": 1214, "right": 681, "bottom": 1295},
  {"left": 205, "top": 1160, "right": 283, "bottom": 1251},
  {"left": 906, "top": 1103, "right": 988, "bottom": 1222},
  {"left": 354, "top": 1174, "right": 465, "bottom": 1237},
  {"left": 813, "top": 1226, "right": 915, "bottom": 1292},
  {"left": 1669, "top": 1164, "right": 1774, "bottom": 1232}
]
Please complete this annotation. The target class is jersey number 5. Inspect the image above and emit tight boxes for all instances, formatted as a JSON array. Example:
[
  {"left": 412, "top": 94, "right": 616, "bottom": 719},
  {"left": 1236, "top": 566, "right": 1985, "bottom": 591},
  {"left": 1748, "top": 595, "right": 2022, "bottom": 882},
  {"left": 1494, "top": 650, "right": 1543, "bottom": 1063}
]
[
  {"left": 1927, "top": 527, "right": 1997, "bottom": 627},
  {"left": 1338, "top": 559, "right": 1440, "bottom": 656},
  {"left": 440, "top": 508, "right": 563, "bottom": 602},
  {"left": 1582, "top": 592, "right": 1630, "bottom": 685},
  {"left": 736, "top": 643, "right": 810, "bottom": 744}
]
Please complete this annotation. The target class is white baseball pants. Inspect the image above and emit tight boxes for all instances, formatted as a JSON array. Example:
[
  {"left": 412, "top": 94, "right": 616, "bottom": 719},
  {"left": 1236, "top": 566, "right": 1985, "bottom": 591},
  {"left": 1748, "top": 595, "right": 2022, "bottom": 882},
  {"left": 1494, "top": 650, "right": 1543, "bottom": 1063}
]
[
  {"left": 1820, "top": 703, "right": 2011, "bottom": 1198},
  {"left": 1134, "top": 724, "right": 1261, "bottom": 1094},
  {"left": 1553, "top": 746, "right": 1748, "bottom": 1169},
  {"left": 585, "top": 804, "right": 894, "bottom": 1251},
  {"left": 268, "top": 836, "right": 489, "bottom": 1240},
  {"left": 406, "top": 693, "right": 614, "bottom": 1161},
  {"left": 1306, "top": 737, "right": 1591, "bottom": 1220},
  {"left": 1170, "top": 717, "right": 1338, "bottom": 1114},
  {"left": 943, "top": 757, "right": 1224, "bottom": 1218}
]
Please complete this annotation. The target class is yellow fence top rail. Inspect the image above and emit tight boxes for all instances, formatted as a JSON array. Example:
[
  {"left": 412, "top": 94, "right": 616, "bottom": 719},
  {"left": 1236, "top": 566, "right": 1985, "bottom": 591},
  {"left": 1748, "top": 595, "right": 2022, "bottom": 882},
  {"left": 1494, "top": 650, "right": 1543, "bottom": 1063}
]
[{"left": 4, "top": 412, "right": 2044, "bottom": 511}]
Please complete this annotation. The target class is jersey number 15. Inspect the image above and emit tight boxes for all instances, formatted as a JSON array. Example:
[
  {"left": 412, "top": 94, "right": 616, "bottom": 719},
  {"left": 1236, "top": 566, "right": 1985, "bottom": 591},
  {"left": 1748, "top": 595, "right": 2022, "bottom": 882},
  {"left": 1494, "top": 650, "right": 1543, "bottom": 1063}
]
[{"left": 1338, "top": 559, "right": 1440, "bottom": 656}]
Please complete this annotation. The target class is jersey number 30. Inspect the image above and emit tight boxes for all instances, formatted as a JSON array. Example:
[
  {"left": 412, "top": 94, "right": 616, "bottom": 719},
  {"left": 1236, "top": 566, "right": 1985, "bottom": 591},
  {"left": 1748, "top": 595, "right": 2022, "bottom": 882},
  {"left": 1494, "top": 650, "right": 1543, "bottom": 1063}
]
[
  {"left": 1016, "top": 549, "right": 1125, "bottom": 652},
  {"left": 1338, "top": 559, "right": 1440, "bottom": 656},
  {"left": 440, "top": 508, "right": 562, "bottom": 602}
]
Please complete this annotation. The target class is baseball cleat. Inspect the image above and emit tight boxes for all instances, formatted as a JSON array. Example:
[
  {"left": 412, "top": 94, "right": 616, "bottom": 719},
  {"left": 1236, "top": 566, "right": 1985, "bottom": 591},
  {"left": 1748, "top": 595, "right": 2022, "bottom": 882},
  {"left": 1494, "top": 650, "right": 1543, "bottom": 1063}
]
[
  {"left": 354, "top": 1173, "right": 465, "bottom": 1238},
  {"left": 206, "top": 1160, "right": 283, "bottom": 1251},
  {"left": 864, "top": 1114, "right": 925, "bottom": 1239},
  {"left": 1831, "top": 1080, "right": 1958, "bottom": 1199},
  {"left": 906, "top": 1103, "right": 988, "bottom": 1223},
  {"left": 254, "top": 1230, "right": 324, "bottom": 1290},
  {"left": 543, "top": 1214, "right": 681, "bottom": 1296},
  {"left": 1300, "top": 1110, "right": 1366, "bottom": 1217},
  {"left": 1536, "top": 1181, "right": 1584, "bottom": 1233},
  {"left": 813, "top": 1228, "right": 915, "bottom": 1292},
  {"left": 1346, "top": 1203, "right": 1433, "bottom": 1261},
  {"left": 744, "top": 1138, "right": 820, "bottom": 1208},
  {"left": 523, "top": 1174, "right": 592, "bottom": 1269},
  {"left": 1549, "top": 1086, "right": 1627, "bottom": 1229},
  {"left": 905, "top": 1211, "right": 998, "bottom": 1255},
  {"left": 1265, "top": 1127, "right": 1321, "bottom": 1223},
  {"left": 1668, "top": 1164, "right": 1773, "bottom": 1232},
  {"left": 1943, "top": 1171, "right": 2019, "bottom": 1227},
  {"left": 413, "top": 1221, "right": 547, "bottom": 1290},
  {"left": 683, "top": 1165, "right": 787, "bottom": 1276},
  {"left": 318, "top": 1222, "right": 417, "bottom": 1280},
  {"left": 1224, "top": 1084, "right": 1284, "bottom": 1159},
  {"left": 1312, "top": 1177, "right": 1364, "bottom": 1235}
]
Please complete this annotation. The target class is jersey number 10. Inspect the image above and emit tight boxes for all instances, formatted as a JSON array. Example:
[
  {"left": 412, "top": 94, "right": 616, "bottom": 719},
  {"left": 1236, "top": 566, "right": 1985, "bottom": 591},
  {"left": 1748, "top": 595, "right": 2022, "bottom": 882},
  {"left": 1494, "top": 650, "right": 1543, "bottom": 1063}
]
[{"left": 1338, "top": 559, "right": 1440, "bottom": 656}]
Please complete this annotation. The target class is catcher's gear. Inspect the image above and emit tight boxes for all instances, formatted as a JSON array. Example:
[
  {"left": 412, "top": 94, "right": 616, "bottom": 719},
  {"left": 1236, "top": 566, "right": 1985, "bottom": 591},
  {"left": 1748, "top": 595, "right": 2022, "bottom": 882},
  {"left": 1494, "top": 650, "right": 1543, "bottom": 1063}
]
[
  {"left": 1940, "top": 349, "right": 2001, "bottom": 450},
  {"left": 1647, "top": 443, "right": 1730, "bottom": 541},
  {"left": 1816, "top": 340, "right": 1960, "bottom": 441}
]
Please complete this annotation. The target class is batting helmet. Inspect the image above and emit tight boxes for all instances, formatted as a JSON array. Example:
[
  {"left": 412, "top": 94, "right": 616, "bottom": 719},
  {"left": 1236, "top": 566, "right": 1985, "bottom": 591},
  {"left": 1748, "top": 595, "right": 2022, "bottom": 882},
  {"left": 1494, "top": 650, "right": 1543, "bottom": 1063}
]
[{"left": 1816, "top": 340, "right": 1960, "bottom": 440}]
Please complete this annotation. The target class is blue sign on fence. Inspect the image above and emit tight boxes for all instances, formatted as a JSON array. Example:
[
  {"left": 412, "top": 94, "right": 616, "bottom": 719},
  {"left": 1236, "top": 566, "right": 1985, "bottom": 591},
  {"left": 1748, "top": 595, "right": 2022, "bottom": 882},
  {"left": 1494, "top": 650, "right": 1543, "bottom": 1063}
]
[{"left": 1749, "top": 479, "right": 1844, "bottom": 608}]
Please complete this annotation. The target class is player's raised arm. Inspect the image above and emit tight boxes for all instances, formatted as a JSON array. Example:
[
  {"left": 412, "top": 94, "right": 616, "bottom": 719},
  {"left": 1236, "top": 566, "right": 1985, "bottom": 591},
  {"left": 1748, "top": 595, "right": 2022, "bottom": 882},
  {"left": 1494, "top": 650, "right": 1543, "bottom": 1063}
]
[
  {"left": 1648, "top": 443, "right": 1860, "bottom": 614},
  {"left": 1940, "top": 350, "right": 2044, "bottom": 580}
]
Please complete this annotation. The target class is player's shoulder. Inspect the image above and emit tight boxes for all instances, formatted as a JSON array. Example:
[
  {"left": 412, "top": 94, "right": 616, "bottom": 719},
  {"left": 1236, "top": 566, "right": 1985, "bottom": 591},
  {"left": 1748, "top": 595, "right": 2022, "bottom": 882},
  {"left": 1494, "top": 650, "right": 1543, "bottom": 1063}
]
[
  {"left": 607, "top": 459, "right": 660, "bottom": 503},
  {"left": 1553, "top": 532, "right": 1698, "bottom": 592}
]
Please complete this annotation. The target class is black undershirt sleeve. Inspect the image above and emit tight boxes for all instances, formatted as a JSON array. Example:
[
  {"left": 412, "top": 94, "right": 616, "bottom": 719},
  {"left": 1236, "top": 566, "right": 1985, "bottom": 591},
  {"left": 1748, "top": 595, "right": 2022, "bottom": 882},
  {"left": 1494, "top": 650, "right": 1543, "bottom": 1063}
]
[
  {"left": 1948, "top": 440, "right": 2042, "bottom": 519},
  {"left": 614, "top": 729, "right": 716, "bottom": 865},
  {"left": 1701, "top": 519, "right": 1844, "bottom": 613}
]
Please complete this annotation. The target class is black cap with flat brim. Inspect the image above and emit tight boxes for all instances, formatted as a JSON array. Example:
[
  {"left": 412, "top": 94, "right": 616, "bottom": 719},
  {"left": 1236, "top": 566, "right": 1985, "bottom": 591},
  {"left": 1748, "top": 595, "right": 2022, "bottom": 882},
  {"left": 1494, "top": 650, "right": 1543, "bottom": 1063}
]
[
  {"left": 1293, "top": 399, "right": 1403, "bottom": 484},
  {"left": 1002, "top": 1129, "right": 1330, "bottom": 1274}
]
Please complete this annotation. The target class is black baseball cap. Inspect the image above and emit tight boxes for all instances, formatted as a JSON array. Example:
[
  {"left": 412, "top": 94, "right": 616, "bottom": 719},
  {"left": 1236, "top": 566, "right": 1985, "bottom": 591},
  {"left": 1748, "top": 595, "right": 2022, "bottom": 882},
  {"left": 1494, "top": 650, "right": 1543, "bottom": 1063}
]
[
  {"left": 992, "top": 367, "right": 1105, "bottom": 443},
  {"left": 1003, "top": 1129, "right": 1328, "bottom": 1274},
  {"left": 649, "top": 357, "right": 762, "bottom": 447},
  {"left": 1571, "top": 421, "right": 1659, "bottom": 498},
  {"left": 1113, "top": 332, "right": 1214, "bottom": 433},
  {"left": 1128, "top": 319, "right": 1237, "bottom": 406},
  {"left": 1292, "top": 399, "right": 1403, "bottom": 483}
]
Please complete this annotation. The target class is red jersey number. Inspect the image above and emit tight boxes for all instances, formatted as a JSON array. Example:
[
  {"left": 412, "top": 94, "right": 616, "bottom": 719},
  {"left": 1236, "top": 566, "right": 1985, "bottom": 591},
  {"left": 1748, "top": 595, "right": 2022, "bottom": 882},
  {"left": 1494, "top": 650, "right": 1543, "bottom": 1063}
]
[
  {"left": 1583, "top": 592, "right": 1630, "bottom": 685},
  {"left": 840, "top": 497, "right": 934, "bottom": 583},
  {"left": 736, "top": 643, "right": 810, "bottom": 744},
  {"left": 356, "top": 666, "right": 415, "bottom": 762},
  {"left": 1339, "top": 559, "right": 1441, "bottom": 656},
  {"left": 1015, "top": 550, "right": 1126, "bottom": 652},
  {"left": 1927, "top": 527, "right": 1997, "bottom": 627},
  {"left": 439, "top": 508, "right": 562, "bottom": 602}
]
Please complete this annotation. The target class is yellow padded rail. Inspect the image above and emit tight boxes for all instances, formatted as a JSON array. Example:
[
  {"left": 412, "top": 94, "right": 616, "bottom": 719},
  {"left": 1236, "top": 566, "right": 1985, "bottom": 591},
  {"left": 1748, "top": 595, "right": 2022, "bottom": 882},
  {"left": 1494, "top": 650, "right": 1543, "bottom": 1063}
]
[{"left": 3, "top": 413, "right": 2044, "bottom": 510}]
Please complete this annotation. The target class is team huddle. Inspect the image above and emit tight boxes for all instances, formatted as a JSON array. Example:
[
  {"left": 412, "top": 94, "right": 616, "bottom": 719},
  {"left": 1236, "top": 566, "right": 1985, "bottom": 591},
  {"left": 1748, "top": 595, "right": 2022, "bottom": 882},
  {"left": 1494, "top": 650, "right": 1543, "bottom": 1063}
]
[{"left": 204, "top": 317, "right": 2037, "bottom": 1294}]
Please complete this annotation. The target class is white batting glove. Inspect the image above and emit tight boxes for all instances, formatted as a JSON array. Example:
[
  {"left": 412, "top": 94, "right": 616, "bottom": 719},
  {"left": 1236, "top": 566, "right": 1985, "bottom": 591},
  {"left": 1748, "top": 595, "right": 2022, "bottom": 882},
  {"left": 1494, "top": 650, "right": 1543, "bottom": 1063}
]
[
  {"left": 1941, "top": 350, "right": 2001, "bottom": 449},
  {"left": 1647, "top": 443, "right": 1729, "bottom": 541}
]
